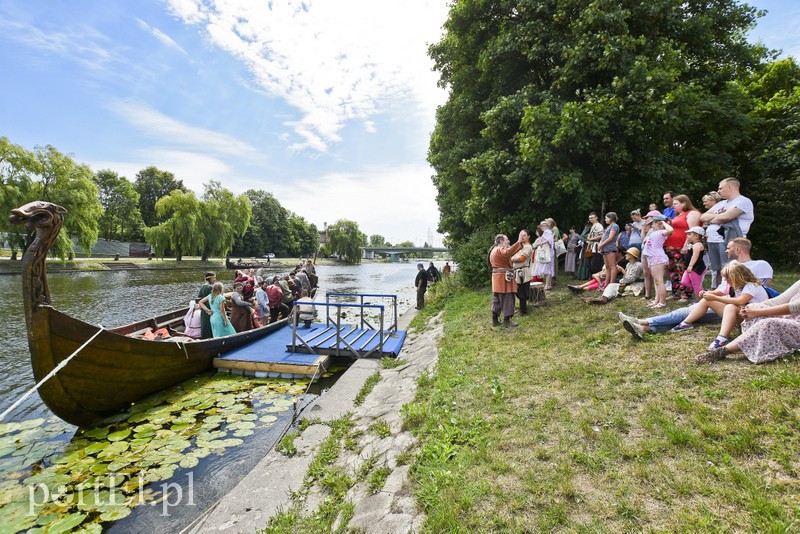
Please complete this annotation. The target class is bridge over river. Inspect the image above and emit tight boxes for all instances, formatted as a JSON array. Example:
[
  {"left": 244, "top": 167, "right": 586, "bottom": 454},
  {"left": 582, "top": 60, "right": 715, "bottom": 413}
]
[{"left": 362, "top": 246, "right": 448, "bottom": 262}]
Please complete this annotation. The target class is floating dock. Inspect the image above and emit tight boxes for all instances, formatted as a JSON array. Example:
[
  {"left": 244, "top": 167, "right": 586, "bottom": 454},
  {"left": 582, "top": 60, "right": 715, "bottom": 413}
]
[
  {"left": 213, "top": 323, "right": 407, "bottom": 378},
  {"left": 288, "top": 324, "right": 406, "bottom": 358}
]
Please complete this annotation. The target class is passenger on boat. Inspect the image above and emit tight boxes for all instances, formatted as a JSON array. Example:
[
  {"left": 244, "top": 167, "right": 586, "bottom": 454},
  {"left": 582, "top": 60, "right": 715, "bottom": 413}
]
[
  {"left": 183, "top": 300, "right": 202, "bottom": 339},
  {"left": 198, "top": 271, "right": 216, "bottom": 339},
  {"left": 268, "top": 279, "right": 290, "bottom": 324},
  {"left": 199, "top": 282, "right": 236, "bottom": 338},
  {"left": 230, "top": 281, "right": 256, "bottom": 332},
  {"left": 295, "top": 269, "right": 311, "bottom": 297},
  {"left": 278, "top": 275, "right": 295, "bottom": 312},
  {"left": 234, "top": 270, "right": 256, "bottom": 301}
]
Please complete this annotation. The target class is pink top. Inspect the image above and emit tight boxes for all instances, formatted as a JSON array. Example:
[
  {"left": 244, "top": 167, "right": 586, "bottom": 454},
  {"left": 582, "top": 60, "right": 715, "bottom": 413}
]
[{"left": 643, "top": 230, "right": 668, "bottom": 262}]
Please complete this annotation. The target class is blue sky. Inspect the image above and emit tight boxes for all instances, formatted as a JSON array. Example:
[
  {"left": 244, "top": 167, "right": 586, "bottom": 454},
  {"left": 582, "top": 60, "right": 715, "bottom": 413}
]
[{"left": 1, "top": 1, "right": 798, "bottom": 247}]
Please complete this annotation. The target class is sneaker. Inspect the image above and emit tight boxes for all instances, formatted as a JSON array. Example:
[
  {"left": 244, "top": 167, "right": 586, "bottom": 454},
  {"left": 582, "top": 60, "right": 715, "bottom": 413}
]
[
  {"left": 706, "top": 337, "right": 729, "bottom": 350},
  {"left": 618, "top": 313, "right": 645, "bottom": 340},
  {"left": 502, "top": 320, "right": 519, "bottom": 328},
  {"left": 696, "top": 346, "right": 728, "bottom": 364},
  {"left": 671, "top": 322, "right": 693, "bottom": 332}
]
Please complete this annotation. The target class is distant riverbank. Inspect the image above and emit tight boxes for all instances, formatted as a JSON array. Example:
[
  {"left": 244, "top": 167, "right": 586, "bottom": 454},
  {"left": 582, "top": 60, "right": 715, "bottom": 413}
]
[{"left": 0, "top": 256, "right": 381, "bottom": 274}]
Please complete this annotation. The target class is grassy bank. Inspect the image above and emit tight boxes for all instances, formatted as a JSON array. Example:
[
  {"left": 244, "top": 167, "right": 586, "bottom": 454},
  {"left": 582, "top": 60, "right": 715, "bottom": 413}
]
[{"left": 406, "top": 273, "right": 800, "bottom": 532}]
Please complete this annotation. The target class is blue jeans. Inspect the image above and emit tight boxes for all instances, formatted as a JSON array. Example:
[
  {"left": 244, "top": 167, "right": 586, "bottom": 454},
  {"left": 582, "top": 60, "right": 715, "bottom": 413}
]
[{"left": 646, "top": 304, "right": 720, "bottom": 333}]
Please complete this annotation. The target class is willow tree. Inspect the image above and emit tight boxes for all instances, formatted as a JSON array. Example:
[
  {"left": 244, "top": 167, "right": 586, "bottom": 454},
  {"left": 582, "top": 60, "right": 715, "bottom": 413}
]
[
  {"left": 327, "top": 219, "right": 366, "bottom": 264},
  {"left": 197, "top": 180, "right": 251, "bottom": 261},
  {"left": 145, "top": 190, "right": 201, "bottom": 261},
  {"left": 429, "top": 0, "right": 768, "bottom": 247},
  {"left": 0, "top": 139, "right": 102, "bottom": 259}
]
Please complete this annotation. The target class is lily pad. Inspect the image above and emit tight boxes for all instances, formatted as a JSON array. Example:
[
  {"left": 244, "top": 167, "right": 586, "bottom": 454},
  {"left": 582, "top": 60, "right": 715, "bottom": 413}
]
[
  {"left": 232, "top": 429, "right": 254, "bottom": 438},
  {"left": 83, "top": 441, "right": 109, "bottom": 455},
  {"left": 179, "top": 454, "right": 199, "bottom": 469},
  {"left": 47, "top": 512, "right": 87, "bottom": 534},
  {"left": 99, "top": 505, "right": 132, "bottom": 522},
  {"left": 107, "top": 429, "right": 131, "bottom": 442},
  {"left": 82, "top": 427, "right": 110, "bottom": 440},
  {"left": 259, "top": 415, "right": 278, "bottom": 424},
  {"left": 170, "top": 423, "right": 193, "bottom": 433},
  {"left": 98, "top": 441, "right": 129, "bottom": 459}
]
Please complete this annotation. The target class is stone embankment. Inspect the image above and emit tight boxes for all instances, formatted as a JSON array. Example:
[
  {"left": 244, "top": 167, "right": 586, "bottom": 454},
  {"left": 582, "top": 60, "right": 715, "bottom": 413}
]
[{"left": 187, "top": 308, "right": 444, "bottom": 533}]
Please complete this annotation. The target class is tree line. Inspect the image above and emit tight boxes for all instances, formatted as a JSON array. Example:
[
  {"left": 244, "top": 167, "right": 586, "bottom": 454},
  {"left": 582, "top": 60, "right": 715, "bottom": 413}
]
[
  {"left": 428, "top": 0, "right": 800, "bottom": 271},
  {"left": 0, "top": 137, "right": 323, "bottom": 261}
]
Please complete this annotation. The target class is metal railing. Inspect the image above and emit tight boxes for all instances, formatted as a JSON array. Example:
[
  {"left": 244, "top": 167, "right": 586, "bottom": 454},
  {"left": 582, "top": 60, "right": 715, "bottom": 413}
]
[{"left": 289, "top": 293, "right": 398, "bottom": 358}]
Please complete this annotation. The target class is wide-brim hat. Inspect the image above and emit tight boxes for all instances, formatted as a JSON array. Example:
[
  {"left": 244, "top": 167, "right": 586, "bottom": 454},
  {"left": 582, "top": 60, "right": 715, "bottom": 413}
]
[
  {"left": 626, "top": 247, "right": 641, "bottom": 259},
  {"left": 644, "top": 210, "right": 661, "bottom": 218},
  {"left": 538, "top": 220, "right": 550, "bottom": 228},
  {"left": 653, "top": 214, "right": 667, "bottom": 221}
]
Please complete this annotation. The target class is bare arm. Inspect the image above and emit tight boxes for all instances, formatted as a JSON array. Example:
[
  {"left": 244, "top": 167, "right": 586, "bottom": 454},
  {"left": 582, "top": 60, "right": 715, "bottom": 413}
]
[{"left": 740, "top": 303, "right": 793, "bottom": 320}]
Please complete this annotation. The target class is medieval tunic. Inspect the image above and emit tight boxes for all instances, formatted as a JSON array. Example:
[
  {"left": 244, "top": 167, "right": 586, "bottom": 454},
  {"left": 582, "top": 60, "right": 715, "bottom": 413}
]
[{"left": 490, "top": 241, "right": 523, "bottom": 318}]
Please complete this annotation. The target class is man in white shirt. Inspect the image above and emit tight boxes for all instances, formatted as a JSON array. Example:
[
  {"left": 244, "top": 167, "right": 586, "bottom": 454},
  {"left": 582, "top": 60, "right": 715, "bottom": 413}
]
[
  {"left": 619, "top": 237, "right": 773, "bottom": 338},
  {"left": 707, "top": 177, "right": 754, "bottom": 240}
]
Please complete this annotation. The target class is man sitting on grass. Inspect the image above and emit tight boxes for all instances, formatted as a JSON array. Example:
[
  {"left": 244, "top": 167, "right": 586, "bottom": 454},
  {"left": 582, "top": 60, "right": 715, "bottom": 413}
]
[{"left": 619, "top": 238, "right": 773, "bottom": 339}]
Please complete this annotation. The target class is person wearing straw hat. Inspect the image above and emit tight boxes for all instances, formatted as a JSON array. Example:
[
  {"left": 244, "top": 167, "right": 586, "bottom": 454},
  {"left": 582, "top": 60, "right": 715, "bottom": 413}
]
[
  {"left": 532, "top": 220, "right": 555, "bottom": 290},
  {"left": 582, "top": 248, "right": 644, "bottom": 304}
]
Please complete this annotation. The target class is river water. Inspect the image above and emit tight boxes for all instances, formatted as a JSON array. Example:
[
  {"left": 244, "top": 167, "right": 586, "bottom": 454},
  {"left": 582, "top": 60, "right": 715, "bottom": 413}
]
[{"left": 0, "top": 261, "right": 422, "bottom": 421}]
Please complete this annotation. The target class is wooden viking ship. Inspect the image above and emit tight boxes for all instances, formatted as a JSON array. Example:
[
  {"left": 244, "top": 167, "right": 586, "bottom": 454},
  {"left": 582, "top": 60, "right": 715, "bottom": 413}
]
[
  {"left": 11, "top": 201, "right": 286, "bottom": 427},
  {"left": 225, "top": 256, "right": 273, "bottom": 270}
]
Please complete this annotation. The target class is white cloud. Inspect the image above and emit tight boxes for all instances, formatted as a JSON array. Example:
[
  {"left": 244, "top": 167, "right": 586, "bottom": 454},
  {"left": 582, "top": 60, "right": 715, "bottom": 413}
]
[
  {"left": 0, "top": 16, "right": 118, "bottom": 71},
  {"left": 107, "top": 100, "right": 263, "bottom": 160},
  {"left": 165, "top": 0, "right": 448, "bottom": 152},
  {"left": 135, "top": 17, "right": 188, "bottom": 55},
  {"left": 269, "top": 163, "right": 443, "bottom": 246}
]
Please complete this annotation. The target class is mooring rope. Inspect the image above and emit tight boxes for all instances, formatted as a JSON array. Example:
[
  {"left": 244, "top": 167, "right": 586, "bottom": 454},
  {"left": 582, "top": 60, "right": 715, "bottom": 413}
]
[{"left": 0, "top": 325, "right": 105, "bottom": 422}]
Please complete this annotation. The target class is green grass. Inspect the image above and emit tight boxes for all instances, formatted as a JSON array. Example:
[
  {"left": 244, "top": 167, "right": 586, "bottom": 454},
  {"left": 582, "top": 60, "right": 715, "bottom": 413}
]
[
  {"left": 406, "top": 272, "right": 800, "bottom": 532},
  {"left": 353, "top": 371, "right": 381, "bottom": 406}
]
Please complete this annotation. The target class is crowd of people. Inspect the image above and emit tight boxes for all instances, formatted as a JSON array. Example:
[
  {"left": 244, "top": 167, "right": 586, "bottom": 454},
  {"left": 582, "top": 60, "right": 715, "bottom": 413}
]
[
  {"left": 490, "top": 177, "right": 800, "bottom": 365},
  {"left": 184, "top": 260, "right": 319, "bottom": 339}
]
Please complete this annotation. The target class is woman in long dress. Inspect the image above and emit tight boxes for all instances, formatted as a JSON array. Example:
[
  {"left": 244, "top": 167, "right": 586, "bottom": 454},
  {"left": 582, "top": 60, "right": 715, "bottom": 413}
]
[
  {"left": 564, "top": 227, "right": 580, "bottom": 274},
  {"left": 533, "top": 220, "right": 555, "bottom": 289},
  {"left": 697, "top": 280, "right": 800, "bottom": 363},
  {"left": 197, "top": 271, "right": 216, "bottom": 339},
  {"left": 199, "top": 282, "right": 236, "bottom": 338}
]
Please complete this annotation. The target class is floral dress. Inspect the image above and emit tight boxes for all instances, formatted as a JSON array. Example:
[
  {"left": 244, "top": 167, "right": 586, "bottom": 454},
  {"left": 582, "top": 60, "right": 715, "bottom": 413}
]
[{"left": 737, "top": 281, "right": 800, "bottom": 364}]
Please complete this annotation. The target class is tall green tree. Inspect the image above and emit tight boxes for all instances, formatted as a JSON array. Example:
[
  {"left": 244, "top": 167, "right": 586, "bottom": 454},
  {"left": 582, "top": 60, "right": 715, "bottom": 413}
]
[
  {"left": 286, "top": 212, "right": 319, "bottom": 257},
  {"left": 134, "top": 166, "right": 186, "bottom": 228},
  {"left": 327, "top": 219, "right": 366, "bottom": 264},
  {"left": 94, "top": 170, "right": 145, "bottom": 241},
  {"left": 144, "top": 190, "right": 201, "bottom": 261},
  {"left": 369, "top": 234, "right": 386, "bottom": 246},
  {"left": 196, "top": 180, "right": 251, "bottom": 261},
  {"left": 0, "top": 137, "right": 34, "bottom": 259},
  {"left": 232, "top": 190, "right": 290, "bottom": 257},
  {"left": 737, "top": 58, "right": 800, "bottom": 267},
  {"left": 429, "top": 0, "right": 767, "bottom": 249}
]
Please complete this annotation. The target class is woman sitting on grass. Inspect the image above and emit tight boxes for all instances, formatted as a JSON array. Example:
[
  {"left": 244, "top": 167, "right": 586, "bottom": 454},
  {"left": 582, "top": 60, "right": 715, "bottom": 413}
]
[
  {"left": 671, "top": 262, "right": 769, "bottom": 349},
  {"left": 697, "top": 279, "right": 800, "bottom": 364}
]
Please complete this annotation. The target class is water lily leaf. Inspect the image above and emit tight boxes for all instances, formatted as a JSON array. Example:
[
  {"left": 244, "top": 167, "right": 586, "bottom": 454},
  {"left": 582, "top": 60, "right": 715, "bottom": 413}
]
[
  {"left": 97, "top": 441, "right": 129, "bottom": 459},
  {"left": 17, "top": 418, "right": 46, "bottom": 431},
  {"left": 74, "top": 522, "right": 104, "bottom": 534},
  {"left": 192, "top": 447, "right": 211, "bottom": 459},
  {"left": 99, "top": 505, "right": 132, "bottom": 522},
  {"left": 107, "top": 458, "right": 133, "bottom": 472},
  {"left": 107, "top": 429, "right": 131, "bottom": 442},
  {"left": 82, "top": 427, "right": 109, "bottom": 440},
  {"left": 0, "top": 422, "right": 21, "bottom": 436},
  {"left": 263, "top": 405, "right": 291, "bottom": 413},
  {"left": 179, "top": 454, "right": 199, "bottom": 469},
  {"left": 0, "top": 445, "right": 17, "bottom": 458},
  {"left": 102, "top": 412, "right": 131, "bottom": 424},
  {"left": 24, "top": 471, "right": 72, "bottom": 487},
  {"left": 228, "top": 421, "right": 256, "bottom": 431},
  {"left": 232, "top": 429, "right": 254, "bottom": 438},
  {"left": 126, "top": 412, "right": 151, "bottom": 424},
  {"left": 203, "top": 415, "right": 224, "bottom": 426},
  {"left": 219, "top": 438, "right": 244, "bottom": 448},
  {"left": 240, "top": 414, "right": 258, "bottom": 422},
  {"left": 143, "top": 465, "right": 177, "bottom": 483},
  {"left": 83, "top": 441, "right": 109, "bottom": 455},
  {"left": 47, "top": 512, "right": 87, "bottom": 534},
  {"left": 89, "top": 463, "right": 109, "bottom": 475},
  {"left": 37, "top": 512, "right": 61, "bottom": 526},
  {"left": 170, "top": 423, "right": 193, "bottom": 433}
]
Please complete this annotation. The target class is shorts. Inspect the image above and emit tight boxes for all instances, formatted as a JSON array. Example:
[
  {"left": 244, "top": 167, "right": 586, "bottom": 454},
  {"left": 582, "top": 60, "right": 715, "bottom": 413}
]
[{"left": 646, "top": 256, "right": 668, "bottom": 266}]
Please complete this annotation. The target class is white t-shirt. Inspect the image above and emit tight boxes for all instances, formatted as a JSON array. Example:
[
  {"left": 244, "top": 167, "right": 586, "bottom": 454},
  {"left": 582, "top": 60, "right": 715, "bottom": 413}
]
[
  {"left": 705, "top": 202, "right": 726, "bottom": 244},
  {"left": 718, "top": 194, "right": 754, "bottom": 236},
  {"left": 743, "top": 259, "right": 773, "bottom": 281},
  {"left": 738, "top": 282, "right": 769, "bottom": 304}
]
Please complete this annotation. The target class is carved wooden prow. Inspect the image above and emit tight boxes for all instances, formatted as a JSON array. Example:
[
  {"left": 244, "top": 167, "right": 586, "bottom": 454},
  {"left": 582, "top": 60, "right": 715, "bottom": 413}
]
[{"left": 8, "top": 201, "right": 67, "bottom": 328}]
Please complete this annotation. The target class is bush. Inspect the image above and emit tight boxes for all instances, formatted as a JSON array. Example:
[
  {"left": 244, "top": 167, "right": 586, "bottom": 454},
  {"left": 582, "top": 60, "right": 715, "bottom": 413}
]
[{"left": 450, "top": 228, "right": 496, "bottom": 289}]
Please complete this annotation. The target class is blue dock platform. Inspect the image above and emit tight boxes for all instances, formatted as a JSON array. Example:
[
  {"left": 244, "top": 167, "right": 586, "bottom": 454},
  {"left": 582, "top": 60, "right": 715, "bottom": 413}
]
[
  {"left": 213, "top": 323, "right": 407, "bottom": 377},
  {"left": 288, "top": 324, "right": 407, "bottom": 358}
]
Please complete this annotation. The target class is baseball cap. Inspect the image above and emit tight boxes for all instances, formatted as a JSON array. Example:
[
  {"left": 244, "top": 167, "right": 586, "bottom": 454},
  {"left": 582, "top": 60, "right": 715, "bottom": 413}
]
[{"left": 687, "top": 226, "right": 705, "bottom": 236}]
